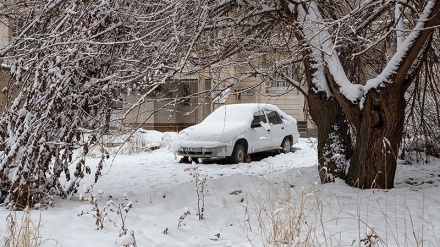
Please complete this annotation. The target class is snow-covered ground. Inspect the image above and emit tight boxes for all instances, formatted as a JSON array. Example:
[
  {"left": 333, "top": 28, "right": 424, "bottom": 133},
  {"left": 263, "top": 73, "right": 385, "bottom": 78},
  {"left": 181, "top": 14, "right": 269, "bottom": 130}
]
[{"left": 1, "top": 137, "right": 439, "bottom": 246}]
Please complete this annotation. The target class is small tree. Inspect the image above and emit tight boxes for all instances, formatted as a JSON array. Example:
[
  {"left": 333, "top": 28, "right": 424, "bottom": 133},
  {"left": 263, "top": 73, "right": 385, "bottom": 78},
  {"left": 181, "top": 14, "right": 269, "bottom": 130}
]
[{"left": 0, "top": 0, "right": 206, "bottom": 208}]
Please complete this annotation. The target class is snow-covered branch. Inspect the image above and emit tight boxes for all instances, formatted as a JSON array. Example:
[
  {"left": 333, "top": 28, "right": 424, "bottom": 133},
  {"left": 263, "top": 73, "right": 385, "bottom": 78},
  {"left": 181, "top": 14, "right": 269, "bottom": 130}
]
[{"left": 364, "top": 0, "right": 440, "bottom": 94}]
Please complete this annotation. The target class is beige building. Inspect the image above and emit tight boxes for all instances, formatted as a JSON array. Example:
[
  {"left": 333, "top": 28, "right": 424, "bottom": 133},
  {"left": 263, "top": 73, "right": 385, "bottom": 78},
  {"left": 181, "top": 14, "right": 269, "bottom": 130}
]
[
  {"left": 0, "top": 17, "right": 15, "bottom": 111},
  {"left": 118, "top": 76, "right": 213, "bottom": 132}
]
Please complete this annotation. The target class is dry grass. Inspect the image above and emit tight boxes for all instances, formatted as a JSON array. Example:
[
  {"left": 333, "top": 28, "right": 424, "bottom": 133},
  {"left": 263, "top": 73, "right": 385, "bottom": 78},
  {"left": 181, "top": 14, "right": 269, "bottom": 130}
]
[
  {"left": 249, "top": 181, "right": 334, "bottom": 247},
  {"left": 1, "top": 207, "right": 58, "bottom": 247},
  {"left": 246, "top": 163, "right": 438, "bottom": 247}
]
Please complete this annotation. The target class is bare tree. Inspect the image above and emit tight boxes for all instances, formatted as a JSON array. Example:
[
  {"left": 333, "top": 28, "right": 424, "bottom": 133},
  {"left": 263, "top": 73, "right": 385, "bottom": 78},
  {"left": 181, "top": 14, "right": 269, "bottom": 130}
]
[
  {"left": 402, "top": 35, "right": 440, "bottom": 161},
  {"left": 293, "top": 0, "right": 440, "bottom": 189}
]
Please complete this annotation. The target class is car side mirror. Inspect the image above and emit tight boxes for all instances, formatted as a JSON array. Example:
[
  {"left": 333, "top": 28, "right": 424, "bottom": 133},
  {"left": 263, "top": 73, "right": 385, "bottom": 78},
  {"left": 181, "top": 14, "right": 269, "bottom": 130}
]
[{"left": 251, "top": 122, "right": 261, "bottom": 128}]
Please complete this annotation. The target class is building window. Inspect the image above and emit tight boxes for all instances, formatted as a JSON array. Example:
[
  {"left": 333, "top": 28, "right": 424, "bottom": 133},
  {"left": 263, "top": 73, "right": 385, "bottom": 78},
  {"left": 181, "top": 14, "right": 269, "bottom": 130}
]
[
  {"left": 269, "top": 80, "right": 289, "bottom": 89},
  {"left": 182, "top": 84, "right": 190, "bottom": 105},
  {"left": 112, "top": 98, "right": 123, "bottom": 110},
  {"left": 164, "top": 90, "right": 173, "bottom": 98},
  {"left": 234, "top": 90, "right": 242, "bottom": 100}
]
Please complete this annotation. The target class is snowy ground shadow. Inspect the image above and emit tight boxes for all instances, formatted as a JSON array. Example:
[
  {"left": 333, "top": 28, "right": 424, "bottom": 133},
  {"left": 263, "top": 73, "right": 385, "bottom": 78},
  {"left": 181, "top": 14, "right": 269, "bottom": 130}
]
[{"left": 199, "top": 147, "right": 301, "bottom": 165}]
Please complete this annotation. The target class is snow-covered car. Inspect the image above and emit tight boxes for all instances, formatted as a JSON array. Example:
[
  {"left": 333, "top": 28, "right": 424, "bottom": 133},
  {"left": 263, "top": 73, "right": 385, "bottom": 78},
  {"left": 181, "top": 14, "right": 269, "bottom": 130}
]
[{"left": 171, "top": 103, "right": 300, "bottom": 164}]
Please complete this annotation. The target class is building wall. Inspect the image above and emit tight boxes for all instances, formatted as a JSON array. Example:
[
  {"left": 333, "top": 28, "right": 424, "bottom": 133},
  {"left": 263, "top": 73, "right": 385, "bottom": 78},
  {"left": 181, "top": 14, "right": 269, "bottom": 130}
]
[
  {"left": 0, "top": 17, "right": 13, "bottom": 111},
  {"left": 120, "top": 92, "right": 156, "bottom": 127},
  {"left": 217, "top": 76, "right": 310, "bottom": 136},
  {"left": 224, "top": 83, "right": 306, "bottom": 121},
  {"left": 0, "top": 17, "right": 10, "bottom": 50},
  {"left": 120, "top": 78, "right": 212, "bottom": 132},
  {"left": 0, "top": 68, "right": 13, "bottom": 111}
]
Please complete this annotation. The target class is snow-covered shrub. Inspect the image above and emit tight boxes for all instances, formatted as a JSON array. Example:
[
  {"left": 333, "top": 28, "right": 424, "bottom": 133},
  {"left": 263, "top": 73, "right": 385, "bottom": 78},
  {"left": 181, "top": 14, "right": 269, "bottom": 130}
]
[
  {"left": 116, "top": 229, "right": 137, "bottom": 247},
  {"left": 400, "top": 135, "right": 440, "bottom": 163},
  {"left": 0, "top": 0, "right": 127, "bottom": 209},
  {"left": 0, "top": 0, "right": 198, "bottom": 208},
  {"left": 124, "top": 129, "right": 175, "bottom": 153},
  {"left": 358, "top": 226, "right": 380, "bottom": 247},
  {"left": 78, "top": 186, "right": 136, "bottom": 246},
  {"left": 78, "top": 185, "right": 108, "bottom": 230},
  {"left": 401, "top": 55, "right": 440, "bottom": 162},
  {"left": 98, "top": 129, "right": 176, "bottom": 155},
  {"left": 185, "top": 167, "right": 207, "bottom": 220},
  {"left": 321, "top": 123, "right": 350, "bottom": 182},
  {"left": 177, "top": 207, "right": 191, "bottom": 229}
]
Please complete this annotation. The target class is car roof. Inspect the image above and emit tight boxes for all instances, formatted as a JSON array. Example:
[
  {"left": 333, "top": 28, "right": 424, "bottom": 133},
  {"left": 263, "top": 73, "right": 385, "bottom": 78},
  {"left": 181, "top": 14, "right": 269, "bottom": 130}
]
[
  {"left": 203, "top": 103, "right": 294, "bottom": 123},
  {"left": 216, "top": 103, "right": 279, "bottom": 111}
]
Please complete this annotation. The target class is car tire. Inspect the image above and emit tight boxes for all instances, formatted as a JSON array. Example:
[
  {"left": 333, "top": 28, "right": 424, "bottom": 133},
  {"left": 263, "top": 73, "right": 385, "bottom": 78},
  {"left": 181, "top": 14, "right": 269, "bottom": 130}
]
[
  {"left": 229, "top": 143, "right": 246, "bottom": 164},
  {"left": 281, "top": 137, "right": 292, "bottom": 153},
  {"left": 179, "top": 156, "right": 191, "bottom": 164}
]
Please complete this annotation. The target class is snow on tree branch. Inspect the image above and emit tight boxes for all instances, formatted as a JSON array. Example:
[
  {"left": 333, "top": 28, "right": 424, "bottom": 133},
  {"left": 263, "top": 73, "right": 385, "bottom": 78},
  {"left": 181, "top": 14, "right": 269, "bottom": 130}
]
[
  {"left": 0, "top": 0, "right": 211, "bottom": 209},
  {"left": 363, "top": 0, "right": 440, "bottom": 96},
  {"left": 293, "top": 1, "right": 362, "bottom": 101}
]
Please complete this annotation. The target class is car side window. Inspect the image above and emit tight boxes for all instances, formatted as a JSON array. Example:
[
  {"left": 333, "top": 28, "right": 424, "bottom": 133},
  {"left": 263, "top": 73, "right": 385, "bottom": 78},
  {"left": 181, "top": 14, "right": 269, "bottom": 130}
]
[
  {"left": 266, "top": 110, "right": 282, "bottom": 125},
  {"left": 252, "top": 110, "right": 267, "bottom": 125}
]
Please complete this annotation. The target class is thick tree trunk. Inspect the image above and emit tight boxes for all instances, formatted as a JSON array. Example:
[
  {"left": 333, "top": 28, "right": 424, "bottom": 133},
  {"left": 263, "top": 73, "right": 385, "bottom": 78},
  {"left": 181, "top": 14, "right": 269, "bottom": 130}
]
[
  {"left": 308, "top": 92, "right": 353, "bottom": 183},
  {"left": 282, "top": 0, "right": 439, "bottom": 189},
  {"left": 346, "top": 89, "right": 405, "bottom": 189}
]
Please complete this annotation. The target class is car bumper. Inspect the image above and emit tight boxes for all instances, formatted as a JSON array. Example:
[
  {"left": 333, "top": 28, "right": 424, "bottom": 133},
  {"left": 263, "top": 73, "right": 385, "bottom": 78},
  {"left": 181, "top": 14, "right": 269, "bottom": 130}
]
[{"left": 177, "top": 145, "right": 230, "bottom": 158}]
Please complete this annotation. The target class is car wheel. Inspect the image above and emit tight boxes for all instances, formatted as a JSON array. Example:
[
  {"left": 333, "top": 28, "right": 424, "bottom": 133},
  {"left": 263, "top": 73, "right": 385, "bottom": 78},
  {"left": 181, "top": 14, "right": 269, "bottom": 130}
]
[
  {"left": 192, "top": 157, "right": 201, "bottom": 163},
  {"left": 179, "top": 156, "right": 191, "bottom": 164},
  {"left": 229, "top": 143, "right": 246, "bottom": 164},
  {"left": 281, "top": 137, "right": 292, "bottom": 153}
]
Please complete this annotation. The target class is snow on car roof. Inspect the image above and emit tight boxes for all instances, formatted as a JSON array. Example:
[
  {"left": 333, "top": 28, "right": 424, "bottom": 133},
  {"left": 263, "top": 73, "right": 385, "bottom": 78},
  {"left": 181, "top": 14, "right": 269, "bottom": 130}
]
[{"left": 203, "top": 103, "right": 293, "bottom": 123}]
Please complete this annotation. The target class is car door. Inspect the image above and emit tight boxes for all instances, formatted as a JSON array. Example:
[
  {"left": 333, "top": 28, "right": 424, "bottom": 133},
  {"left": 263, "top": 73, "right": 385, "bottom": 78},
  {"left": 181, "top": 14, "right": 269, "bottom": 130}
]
[
  {"left": 265, "top": 109, "right": 287, "bottom": 148},
  {"left": 249, "top": 110, "right": 271, "bottom": 152}
]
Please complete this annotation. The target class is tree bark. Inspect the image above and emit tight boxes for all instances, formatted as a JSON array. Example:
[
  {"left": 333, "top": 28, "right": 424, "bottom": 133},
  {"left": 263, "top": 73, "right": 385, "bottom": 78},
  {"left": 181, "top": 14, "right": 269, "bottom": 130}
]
[
  {"left": 308, "top": 92, "right": 353, "bottom": 183},
  {"left": 345, "top": 88, "right": 405, "bottom": 189}
]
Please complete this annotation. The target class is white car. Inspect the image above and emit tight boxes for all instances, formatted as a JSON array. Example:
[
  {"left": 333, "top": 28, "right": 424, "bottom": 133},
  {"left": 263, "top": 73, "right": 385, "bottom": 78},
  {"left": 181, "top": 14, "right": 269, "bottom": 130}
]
[{"left": 171, "top": 103, "right": 300, "bottom": 163}]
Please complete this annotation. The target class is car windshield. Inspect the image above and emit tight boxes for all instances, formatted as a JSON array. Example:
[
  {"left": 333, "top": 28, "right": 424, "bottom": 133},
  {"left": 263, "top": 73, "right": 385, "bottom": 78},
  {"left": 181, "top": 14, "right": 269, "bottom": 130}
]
[{"left": 203, "top": 105, "right": 255, "bottom": 123}]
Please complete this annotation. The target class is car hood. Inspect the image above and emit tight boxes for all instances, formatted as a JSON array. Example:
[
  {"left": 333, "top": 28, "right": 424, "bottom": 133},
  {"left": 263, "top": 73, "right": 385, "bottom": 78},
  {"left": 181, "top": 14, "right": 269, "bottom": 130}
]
[{"left": 171, "top": 121, "right": 249, "bottom": 152}]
